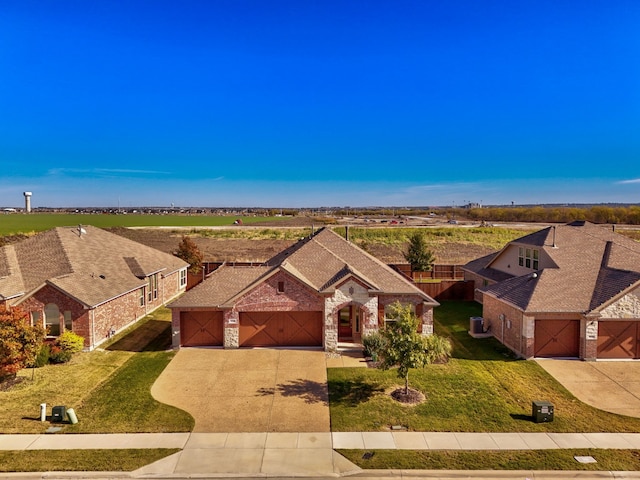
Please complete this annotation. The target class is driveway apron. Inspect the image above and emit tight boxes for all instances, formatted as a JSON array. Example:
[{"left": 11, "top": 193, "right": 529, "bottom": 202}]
[
  {"left": 151, "top": 348, "right": 330, "bottom": 432},
  {"left": 536, "top": 359, "right": 640, "bottom": 418}
]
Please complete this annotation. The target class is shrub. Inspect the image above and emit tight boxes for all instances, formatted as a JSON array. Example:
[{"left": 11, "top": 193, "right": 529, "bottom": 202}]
[
  {"left": 362, "top": 331, "right": 386, "bottom": 359},
  {"left": 56, "top": 331, "right": 85, "bottom": 354},
  {"left": 49, "top": 345, "right": 72, "bottom": 364},
  {"left": 49, "top": 332, "right": 85, "bottom": 364},
  {"left": 34, "top": 344, "right": 51, "bottom": 368}
]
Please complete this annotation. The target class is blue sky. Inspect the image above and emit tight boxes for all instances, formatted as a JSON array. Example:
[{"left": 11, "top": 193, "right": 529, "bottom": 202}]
[{"left": 1, "top": 0, "right": 639, "bottom": 208}]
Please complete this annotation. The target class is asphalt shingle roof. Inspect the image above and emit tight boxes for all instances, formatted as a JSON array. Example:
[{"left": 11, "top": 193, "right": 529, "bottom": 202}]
[
  {"left": 0, "top": 226, "right": 188, "bottom": 307},
  {"left": 477, "top": 222, "right": 640, "bottom": 313},
  {"left": 170, "top": 227, "right": 437, "bottom": 308}
]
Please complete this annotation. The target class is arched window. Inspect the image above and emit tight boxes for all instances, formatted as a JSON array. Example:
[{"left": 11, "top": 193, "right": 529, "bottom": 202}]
[{"left": 44, "top": 303, "right": 60, "bottom": 336}]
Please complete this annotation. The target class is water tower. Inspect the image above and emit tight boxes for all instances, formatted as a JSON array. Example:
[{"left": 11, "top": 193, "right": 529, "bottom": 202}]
[{"left": 23, "top": 192, "right": 32, "bottom": 213}]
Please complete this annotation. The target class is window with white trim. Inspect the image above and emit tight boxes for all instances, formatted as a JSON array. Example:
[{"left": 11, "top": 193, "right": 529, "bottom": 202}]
[
  {"left": 179, "top": 269, "right": 187, "bottom": 288},
  {"left": 518, "top": 247, "right": 539, "bottom": 270},
  {"left": 139, "top": 287, "right": 145, "bottom": 306},
  {"left": 64, "top": 311, "right": 72, "bottom": 332},
  {"left": 147, "top": 274, "right": 158, "bottom": 302}
]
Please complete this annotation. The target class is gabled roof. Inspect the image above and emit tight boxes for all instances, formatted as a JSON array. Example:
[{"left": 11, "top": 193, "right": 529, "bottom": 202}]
[
  {"left": 477, "top": 222, "right": 640, "bottom": 314},
  {"left": 170, "top": 227, "right": 438, "bottom": 309},
  {"left": 1, "top": 226, "right": 188, "bottom": 307}
]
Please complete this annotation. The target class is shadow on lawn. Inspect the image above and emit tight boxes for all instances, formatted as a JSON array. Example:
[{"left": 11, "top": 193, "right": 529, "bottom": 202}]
[
  {"left": 106, "top": 320, "right": 171, "bottom": 352},
  {"left": 328, "top": 379, "right": 385, "bottom": 407},
  {"left": 256, "top": 379, "right": 329, "bottom": 406}
]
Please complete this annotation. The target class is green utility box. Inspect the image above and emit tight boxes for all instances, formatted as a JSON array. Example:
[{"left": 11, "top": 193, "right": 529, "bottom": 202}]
[
  {"left": 532, "top": 400, "right": 554, "bottom": 423},
  {"left": 51, "top": 405, "right": 66, "bottom": 423}
]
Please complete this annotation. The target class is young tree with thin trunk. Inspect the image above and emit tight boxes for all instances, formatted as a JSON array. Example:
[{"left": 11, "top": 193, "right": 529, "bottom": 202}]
[{"left": 378, "top": 302, "right": 451, "bottom": 395}]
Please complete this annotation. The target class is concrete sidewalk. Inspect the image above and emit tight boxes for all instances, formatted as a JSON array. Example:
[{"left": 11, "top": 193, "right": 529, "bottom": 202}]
[{"left": 4, "top": 431, "right": 640, "bottom": 477}]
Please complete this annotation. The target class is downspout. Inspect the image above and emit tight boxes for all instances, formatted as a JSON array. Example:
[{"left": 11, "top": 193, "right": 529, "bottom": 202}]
[{"left": 90, "top": 308, "right": 95, "bottom": 350}]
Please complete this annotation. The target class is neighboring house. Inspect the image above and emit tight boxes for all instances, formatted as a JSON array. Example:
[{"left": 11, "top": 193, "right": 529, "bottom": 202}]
[
  {"left": 169, "top": 227, "right": 439, "bottom": 351},
  {"left": 463, "top": 221, "right": 640, "bottom": 360},
  {"left": 0, "top": 225, "right": 188, "bottom": 349}
]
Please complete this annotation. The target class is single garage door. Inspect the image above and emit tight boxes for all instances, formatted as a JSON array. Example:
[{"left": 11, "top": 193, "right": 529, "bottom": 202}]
[
  {"left": 598, "top": 321, "right": 640, "bottom": 359},
  {"left": 180, "top": 311, "right": 224, "bottom": 347},
  {"left": 535, "top": 319, "right": 580, "bottom": 357},
  {"left": 239, "top": 311, "right": 323, "bottom": 347}
]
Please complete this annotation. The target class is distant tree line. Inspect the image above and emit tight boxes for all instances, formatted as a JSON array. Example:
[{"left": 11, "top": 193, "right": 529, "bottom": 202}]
[{"left": 464, "top": 206, "right": 640, "bottom": 225}]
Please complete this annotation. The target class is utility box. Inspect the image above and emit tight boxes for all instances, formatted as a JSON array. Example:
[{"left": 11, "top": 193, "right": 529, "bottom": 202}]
[
  {"left": 470, "top": 317, "right": 484, "bottom": 334},
  {"left": 51, "top": 406, "right": 66, "bottom": 423},
  {"left": 532, "top": 400, "right": 554, "bottom": 423}
]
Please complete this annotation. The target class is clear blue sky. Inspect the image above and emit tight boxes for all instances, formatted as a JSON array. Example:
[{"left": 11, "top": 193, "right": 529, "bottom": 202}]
[{"left": 1, "top": 0, "right": 639, "bottom": 208}]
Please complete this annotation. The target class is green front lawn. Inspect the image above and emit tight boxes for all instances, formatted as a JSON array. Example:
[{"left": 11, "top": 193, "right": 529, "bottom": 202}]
[
  {"left": 328, "top": 301, "right": 640, "bottom": 433},
  {"left": 338, "top": 449, "right": 640, "bottom": 471},
  {"left": 0, "top": 309, "right": 193, "bottom": 433},
  {"left": 0, "top": 449, "right": 180, "bottom": 473}
]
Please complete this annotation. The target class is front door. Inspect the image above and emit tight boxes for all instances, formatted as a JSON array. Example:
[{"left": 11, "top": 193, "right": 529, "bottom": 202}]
[{"left": 338, "top": 306, "right": 362, "bottom": 342}]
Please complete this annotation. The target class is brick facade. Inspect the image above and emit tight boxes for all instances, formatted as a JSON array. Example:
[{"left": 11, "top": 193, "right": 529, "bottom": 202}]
[
  {"left": 171, "top": 272, "right": 436, "bottom": 351},
  {"left": 19, "top": 270, "right": 185, "bottom": 350}
]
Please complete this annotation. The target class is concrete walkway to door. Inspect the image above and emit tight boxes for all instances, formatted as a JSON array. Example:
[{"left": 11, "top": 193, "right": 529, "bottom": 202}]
[
  {"left": 151, "top": 348, "right": 330, "bottom": 432},
  {"left": 536, "top": 359, "right": 640, "bottom": 418}
]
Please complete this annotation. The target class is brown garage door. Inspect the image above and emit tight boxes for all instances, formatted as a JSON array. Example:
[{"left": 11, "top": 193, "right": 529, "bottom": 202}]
[
  {"left": 598, "top": 321, "right": 640, "bottom": 359},
  {"left": 180, "top": 311, "right": 224, "bottom": 347},
  {"left": 239, "top": 311, "right": 322, "bottom": 347},
  {"left": 535, "top": 319, "right": 580, "bottom": 357}
]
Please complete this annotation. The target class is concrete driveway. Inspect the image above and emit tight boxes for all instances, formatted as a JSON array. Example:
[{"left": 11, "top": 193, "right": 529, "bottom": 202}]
[
  {"left": 151, "top": 348, "right": 330, "bottom": 433},
  {"left": 536, "top": 359, "right": 640, "bottom": 418}
]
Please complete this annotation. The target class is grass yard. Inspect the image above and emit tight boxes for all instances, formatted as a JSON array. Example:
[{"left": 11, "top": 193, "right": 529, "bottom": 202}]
[
  {"left": 338, "top": 449, "right": 640, "bottom": 471},
  {"left": 328, "top": 301, "right": 640, "bottom": 433},
  {"left": 0, "top": 449, "right": 180, "bottom": 472},
  {"left": 0, "top": 213, "right": 283, "bottom": 236},
  {"left": 0, "top": 308, "right": 194, "bottom": 433}
]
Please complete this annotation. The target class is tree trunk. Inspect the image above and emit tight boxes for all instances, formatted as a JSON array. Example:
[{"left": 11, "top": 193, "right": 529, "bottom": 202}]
[{"left": 404, "top": 373, "right": 409, "bottom": 395}]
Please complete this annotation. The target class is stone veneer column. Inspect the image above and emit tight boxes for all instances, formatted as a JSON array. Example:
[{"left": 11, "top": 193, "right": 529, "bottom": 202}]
[
  {"left": 420, "top": 304, "right": 433, "bottom": 335},
  {"left": 224, "top": 311, "right": 239, "bottom": 348},
  {"left": 582, "top": 317, "right": 599, "bottom": 361}
]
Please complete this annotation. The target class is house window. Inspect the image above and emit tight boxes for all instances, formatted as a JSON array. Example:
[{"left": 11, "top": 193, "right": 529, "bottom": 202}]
[
  {"left": 64, "top": 311, "right": 72, "bottom": 332},
  {"left": 31, "top": 311, "right": 41, "bottom": 327},
  {"left": 139, "top": 287, "right": 145, "bottom": 307},
  {"left": 44, "top": 303, "right": 60, "bottom": 336},
  {"left": 148, "top": 274, "right": 158, "bottom": 302},
  {"left": 277, "top": 281, "right": 285, "bottom": 293},
  {"left": 179, "top": 269, "right": 187, "bottom": 288},
  {"left": 518, "top": 247, "right": 539, "bottom": 270}
]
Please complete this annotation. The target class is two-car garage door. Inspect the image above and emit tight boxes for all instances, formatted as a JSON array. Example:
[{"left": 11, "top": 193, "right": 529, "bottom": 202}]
[
  {"left": 180, "top": 310, "right": 323, "bottom": 348},
  {"left": 239, "top": 311, "right": 323, "bottom": 347}
]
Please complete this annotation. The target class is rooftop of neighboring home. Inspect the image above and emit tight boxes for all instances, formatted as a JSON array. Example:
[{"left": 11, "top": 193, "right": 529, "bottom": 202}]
[
  {"left": 0, "top": 225, "right": 188, "bottom": 307},
  {"left": 169, "top": 227, "right": 438, "bottom": 309},
  {"left": 465, "top": 221, "right": 640, "bottom": 314}
]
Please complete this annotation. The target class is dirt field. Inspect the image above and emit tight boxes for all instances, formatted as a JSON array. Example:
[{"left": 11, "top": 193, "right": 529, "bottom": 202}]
[{"left": 107, "top": 224, "right": 497, "bottom": 264}]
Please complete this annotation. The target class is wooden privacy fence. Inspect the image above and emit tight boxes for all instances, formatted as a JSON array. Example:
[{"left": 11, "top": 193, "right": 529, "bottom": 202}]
[{"left": 188, "top": 261, "right": 474, "bottom": 301}]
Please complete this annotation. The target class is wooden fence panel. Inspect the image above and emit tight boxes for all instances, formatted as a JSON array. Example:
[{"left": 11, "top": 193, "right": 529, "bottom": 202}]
[{"left": 415, "top": 280, "right": 474, "bottom": 301}]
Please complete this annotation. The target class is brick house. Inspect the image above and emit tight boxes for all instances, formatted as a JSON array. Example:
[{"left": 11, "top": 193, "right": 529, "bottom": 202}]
[
  {"left": 168, "top": 227, "right": 439, "bottom": 351},
  {"left": 463, "top": 221, "right": 640, "bottom": 360},
  {"left": 0, "top": 225, "right": 188, "bottom": 349}
]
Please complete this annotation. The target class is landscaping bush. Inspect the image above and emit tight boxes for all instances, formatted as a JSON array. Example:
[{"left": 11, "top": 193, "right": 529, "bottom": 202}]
[
  {"left": 49, "top": 345, "right": 73, "bottom": 364},
  {"left": 362, "top": 331, "right": 386, "bottom": 359},
  {"left": 56, "top": 331, "right": 85, "bottom": 354},
  {"left": 49, "top": 332, "right": 85, "bottom": 364},
  {"left": 34, "top": 344, "right": 51, "bottom": 368}
]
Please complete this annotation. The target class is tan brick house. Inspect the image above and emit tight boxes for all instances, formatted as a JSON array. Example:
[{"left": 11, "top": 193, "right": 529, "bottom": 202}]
[
  {"left": 463, "top": 221, "right": 640, "bottom": 360},
  {"left": 0, "top": 225, "right": 188, "bottom": 349},
  {"left": 168, "top": 227, "right": 438, "bottom": 351}
]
